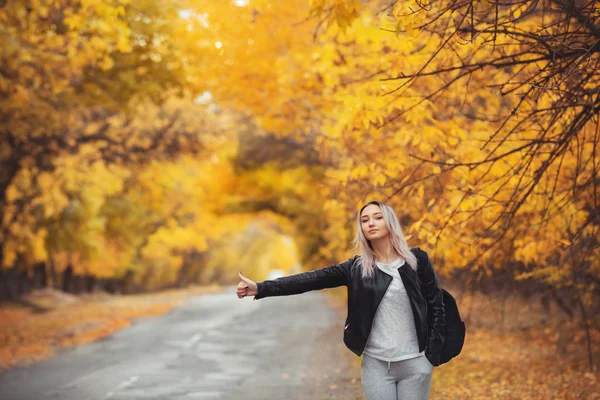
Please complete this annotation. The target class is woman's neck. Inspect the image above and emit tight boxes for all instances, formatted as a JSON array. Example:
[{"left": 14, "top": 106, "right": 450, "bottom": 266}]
[{"left": 371, "top": 239, "right": 399, "bottom": 263}]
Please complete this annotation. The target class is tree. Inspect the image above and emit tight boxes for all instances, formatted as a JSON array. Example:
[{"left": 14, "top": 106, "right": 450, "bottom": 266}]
[
  {"left": 305, "top": 0, "right": 600, "bottom": 370},
  {"left": 0, "top": 0, "right": 204, "bottom": 270},
  {"left": 306, "top": 0, "right": 600, "bottom": 259}
]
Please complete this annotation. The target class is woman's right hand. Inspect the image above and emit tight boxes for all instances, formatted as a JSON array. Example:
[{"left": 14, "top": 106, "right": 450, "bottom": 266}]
[{"left": 237, "top": 272, "right": 258, "bottom": 298}]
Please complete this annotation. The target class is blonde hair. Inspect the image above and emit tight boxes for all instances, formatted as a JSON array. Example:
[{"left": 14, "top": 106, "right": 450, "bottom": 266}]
[{"left": 352, "top": 200, "right": 418, "bottom": 278}]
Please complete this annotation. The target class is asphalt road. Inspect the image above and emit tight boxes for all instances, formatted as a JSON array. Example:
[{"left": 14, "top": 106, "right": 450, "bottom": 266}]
[{"left": 0, "top": 287, "right": 360, "bottom": 400}]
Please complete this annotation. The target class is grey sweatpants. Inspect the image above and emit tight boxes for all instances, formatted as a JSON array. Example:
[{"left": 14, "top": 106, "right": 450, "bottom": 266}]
[{"left": 360, "top": 354, "right": 433, "bottom": 400}]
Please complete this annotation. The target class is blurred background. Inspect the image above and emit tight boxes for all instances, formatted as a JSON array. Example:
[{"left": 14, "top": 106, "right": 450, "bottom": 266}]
[{"left": 0, "top": 0, "right": 599, "bottom": 398}]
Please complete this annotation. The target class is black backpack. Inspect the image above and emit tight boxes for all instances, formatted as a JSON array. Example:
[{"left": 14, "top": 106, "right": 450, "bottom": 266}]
[
  {"left": 436, "top": 288, "right": 466, "bottom": 365},
  {"left": 412, "top": 247, "right": 466, "bottom": 365}
]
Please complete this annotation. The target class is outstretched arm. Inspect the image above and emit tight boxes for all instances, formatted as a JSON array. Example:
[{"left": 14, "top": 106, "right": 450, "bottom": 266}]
[{"left": 250, "top": 256, "right": 356, "bottom": 300}]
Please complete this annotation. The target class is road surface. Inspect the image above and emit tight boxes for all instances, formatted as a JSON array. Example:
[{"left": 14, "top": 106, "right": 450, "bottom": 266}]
[{"left": 0, "top": 287, "right": 363, "bottom": 400}]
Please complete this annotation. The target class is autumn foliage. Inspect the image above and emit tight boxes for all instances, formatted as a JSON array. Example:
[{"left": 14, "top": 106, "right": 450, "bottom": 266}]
[{"left": 0, "top": 0, "right": 599, "bottom": 380}]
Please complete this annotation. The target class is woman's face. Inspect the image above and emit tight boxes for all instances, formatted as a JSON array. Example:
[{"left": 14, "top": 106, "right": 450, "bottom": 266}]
[{"left": 360, "top": 204, "right": 389, "bottom": 241}]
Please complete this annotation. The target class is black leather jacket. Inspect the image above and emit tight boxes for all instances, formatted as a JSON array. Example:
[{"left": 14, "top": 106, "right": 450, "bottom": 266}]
[{"left": 254, "top": 247, "right": 446, "bottom": 365}]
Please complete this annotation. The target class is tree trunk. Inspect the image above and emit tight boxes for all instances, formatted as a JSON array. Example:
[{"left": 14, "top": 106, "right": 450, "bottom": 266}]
[
  {"left": 34, "top": 262, "right": 47, "bottom": 289},
  {"left": 577, "top": 297, "right": 595, "bottom": 372},
  {"left": 63, "top": 264, "right": 73, "bottom": 293},
  {"left": 48, "top": 257, "right": 58, "bottom": 289},
  {"left": 0, "top": 267, "right": 20, "bottom": 301},
  {"left": 0, "top": 148, "right": 24, "bottom": 275}
]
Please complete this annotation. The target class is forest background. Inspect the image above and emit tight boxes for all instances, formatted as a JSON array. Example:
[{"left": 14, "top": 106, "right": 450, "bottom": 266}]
[{"left": 0, "top": 0, "right": 599, "bottom": 397}]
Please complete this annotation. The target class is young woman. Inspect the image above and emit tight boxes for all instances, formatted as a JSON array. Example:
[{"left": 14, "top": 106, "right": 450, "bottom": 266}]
[{"left": 236, "top": 200, "right": 446, "bottom": 400}]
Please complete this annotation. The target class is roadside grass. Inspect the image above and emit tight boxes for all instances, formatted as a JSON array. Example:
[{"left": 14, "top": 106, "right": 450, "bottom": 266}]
[
  {"left": 428, "top": 286, "right": 600, "bottom": 399},
  {"left": 0, "top": 285, "right": 222, "bottom": 370},
  {"left": 430, "top": 327, "right": 599, "bottom": 400}
]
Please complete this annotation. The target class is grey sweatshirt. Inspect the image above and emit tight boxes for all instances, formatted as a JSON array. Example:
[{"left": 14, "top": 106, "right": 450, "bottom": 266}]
[{"left": 362, "top": 258, "right": 424, "bottom": 362}]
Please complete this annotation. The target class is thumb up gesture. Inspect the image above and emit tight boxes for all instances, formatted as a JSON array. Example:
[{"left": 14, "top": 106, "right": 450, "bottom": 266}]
[{"left": 237, "top": 272, "right": 258, "bottom": 299}]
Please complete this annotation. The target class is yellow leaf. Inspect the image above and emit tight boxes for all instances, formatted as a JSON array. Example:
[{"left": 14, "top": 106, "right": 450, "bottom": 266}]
[
  {"left": 37, "top": 172, "right": 54, "bottom": 191},
  {"left": 392, "top": 2, "right": 403, "bottom": 19},
  {"left": 5, "top": 185, "right": 19, "bottom": 202},
  {"left": 513, "top": 4, "right": 525, "bottom": 19},
  {"left": 418, "top": 141, "right": 433, "bottom": 153},
  {"left": 406, "top": 22, "right": 418, "bottom": 38},
  {"left": 373, "top": 173, "right": 387, "bottom": 186},
  {"left": 410, "top": 219, "right": 423, "bottom": 232}
]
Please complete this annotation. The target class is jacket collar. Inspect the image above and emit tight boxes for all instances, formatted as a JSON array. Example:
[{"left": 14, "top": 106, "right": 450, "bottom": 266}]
[{"left": 398, "top": 262, "right": 419, "bottom": 283}]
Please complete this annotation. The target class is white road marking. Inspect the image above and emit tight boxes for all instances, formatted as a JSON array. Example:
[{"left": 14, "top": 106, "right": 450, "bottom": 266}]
[
  {"left": 165, "top": 333, "right": 203, "bottom": 349},
  {"left": 105, "top": 375, "right": 139, "bottom": 398}
]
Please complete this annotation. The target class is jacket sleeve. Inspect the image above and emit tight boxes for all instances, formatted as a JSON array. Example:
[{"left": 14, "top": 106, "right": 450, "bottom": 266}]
[
  {"left": 417, "top": 249, "right": 446, "bottom": 354},
  {"left": 253, "top": 256, "right": 355, "bottom": 300}
]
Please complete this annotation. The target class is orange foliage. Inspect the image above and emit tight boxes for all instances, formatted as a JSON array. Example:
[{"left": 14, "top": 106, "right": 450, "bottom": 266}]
[{"left": 0, "top": 285, "right": 221, "bottom": 369}]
